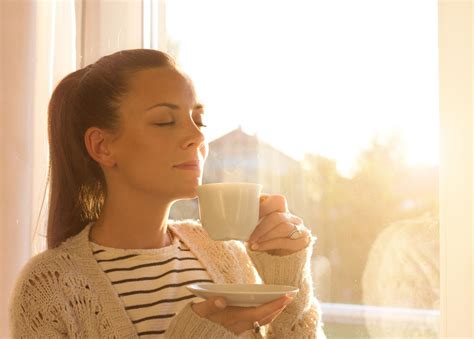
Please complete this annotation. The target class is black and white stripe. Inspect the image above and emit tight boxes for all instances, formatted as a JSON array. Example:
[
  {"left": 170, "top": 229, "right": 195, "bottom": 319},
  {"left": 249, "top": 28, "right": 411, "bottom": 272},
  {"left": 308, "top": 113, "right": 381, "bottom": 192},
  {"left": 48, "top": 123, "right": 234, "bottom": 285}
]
[{"left": 91, "top": 234, "right": 213, "bottom": 337}]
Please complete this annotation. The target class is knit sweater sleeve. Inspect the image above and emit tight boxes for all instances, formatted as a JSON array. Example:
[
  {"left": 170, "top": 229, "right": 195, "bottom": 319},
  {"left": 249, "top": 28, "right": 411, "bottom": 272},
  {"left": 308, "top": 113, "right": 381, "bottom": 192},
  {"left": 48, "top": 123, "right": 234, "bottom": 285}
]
[
  {"left": 9, "top": 253, "right": 67, "bottom": 338},
  {"left": 245, "top": 237, "right": 326, "bottom": 339}
]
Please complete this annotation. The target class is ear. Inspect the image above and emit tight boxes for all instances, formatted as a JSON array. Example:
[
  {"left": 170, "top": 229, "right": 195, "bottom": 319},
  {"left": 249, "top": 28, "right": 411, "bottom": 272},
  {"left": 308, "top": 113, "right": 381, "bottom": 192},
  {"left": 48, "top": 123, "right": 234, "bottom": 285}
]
[{"left": 84, "top": 127, "right": 117, "bottom": 168}]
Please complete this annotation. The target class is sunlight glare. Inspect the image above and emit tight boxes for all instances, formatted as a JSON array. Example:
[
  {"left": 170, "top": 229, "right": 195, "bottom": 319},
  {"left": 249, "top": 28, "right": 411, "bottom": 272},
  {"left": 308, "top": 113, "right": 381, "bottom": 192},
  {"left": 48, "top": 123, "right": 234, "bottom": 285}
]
[{"left": 166, "top": 0, "right": 439, "bottom": 177}]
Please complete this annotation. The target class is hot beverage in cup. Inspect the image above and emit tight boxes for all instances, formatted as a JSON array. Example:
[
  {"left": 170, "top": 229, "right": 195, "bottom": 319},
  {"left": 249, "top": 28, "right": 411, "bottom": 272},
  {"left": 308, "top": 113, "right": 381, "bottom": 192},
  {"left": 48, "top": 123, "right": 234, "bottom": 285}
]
[{"left": 196, "top": 183, "right": 263, "bottom": 241}]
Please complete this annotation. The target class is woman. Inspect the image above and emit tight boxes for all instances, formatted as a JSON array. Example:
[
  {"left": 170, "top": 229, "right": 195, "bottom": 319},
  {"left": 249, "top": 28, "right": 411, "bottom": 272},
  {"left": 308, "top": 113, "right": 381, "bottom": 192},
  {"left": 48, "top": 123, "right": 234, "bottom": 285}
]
[{"left": 9, "top": 49, "right": 325, "bottom": 338}]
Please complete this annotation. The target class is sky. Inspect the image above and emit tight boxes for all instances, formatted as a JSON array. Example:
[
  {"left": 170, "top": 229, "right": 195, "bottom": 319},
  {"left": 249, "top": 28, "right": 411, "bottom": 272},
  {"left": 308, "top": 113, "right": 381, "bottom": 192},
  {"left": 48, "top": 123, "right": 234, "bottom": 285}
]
[{"left": 165, "top": 0, "right": 439, "bottom": 177}]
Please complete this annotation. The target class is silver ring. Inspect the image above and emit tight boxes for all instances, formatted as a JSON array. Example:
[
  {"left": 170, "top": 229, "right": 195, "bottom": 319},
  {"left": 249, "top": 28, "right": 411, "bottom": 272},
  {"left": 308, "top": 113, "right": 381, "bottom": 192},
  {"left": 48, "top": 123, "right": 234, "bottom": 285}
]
[
  {"left": 253, "top": 321, "right": 261, "bottom": 334},
  {"left": 288, "top": 224, "right": 303, "bottom": 240}
]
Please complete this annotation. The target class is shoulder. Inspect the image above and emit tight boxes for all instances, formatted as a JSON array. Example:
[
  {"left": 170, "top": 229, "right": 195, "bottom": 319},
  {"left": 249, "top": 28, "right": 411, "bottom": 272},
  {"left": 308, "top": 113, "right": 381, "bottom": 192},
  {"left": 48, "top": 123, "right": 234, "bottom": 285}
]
[
  {"left": 362, "top": 214, "right": 439, "bottom": 304},
  {"left": 9, "top": 248, "right": 65, "bottom": 326},
  {"left": 370, "top": 213, "right": 439, "bottom": 256},
  {"left": 10, "top": 225, "right": 90, "bottom": 307},
  {"left": 14, "top": 247, "right": 63, "bottom": 282},
  {"left": 9, "top": 243, "right": 85, "bottom": 336},
  {"left": 11, "top": 246, "right": 69, "bottom": 301},
  {"left": 15, "top": 225, "right": 88, "bottom": 282}
]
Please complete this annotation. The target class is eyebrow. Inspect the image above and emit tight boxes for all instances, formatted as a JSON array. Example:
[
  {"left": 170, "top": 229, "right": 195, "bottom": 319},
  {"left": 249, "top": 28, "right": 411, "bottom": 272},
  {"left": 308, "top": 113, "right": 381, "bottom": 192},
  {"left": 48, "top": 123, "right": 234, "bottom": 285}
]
[{"left": 146, "top": 102, "right": 204, "bottom": 111}]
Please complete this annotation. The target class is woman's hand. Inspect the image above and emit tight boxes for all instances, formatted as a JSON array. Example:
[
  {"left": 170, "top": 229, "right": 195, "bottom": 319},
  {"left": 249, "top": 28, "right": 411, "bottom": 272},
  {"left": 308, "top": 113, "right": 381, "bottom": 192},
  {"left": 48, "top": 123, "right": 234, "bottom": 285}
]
[
  {"left": 191, "top": 295, "right": 293, "bottom": 335},
  {"left": 247, "top": 195, "right": 312, "bottom": 256}
]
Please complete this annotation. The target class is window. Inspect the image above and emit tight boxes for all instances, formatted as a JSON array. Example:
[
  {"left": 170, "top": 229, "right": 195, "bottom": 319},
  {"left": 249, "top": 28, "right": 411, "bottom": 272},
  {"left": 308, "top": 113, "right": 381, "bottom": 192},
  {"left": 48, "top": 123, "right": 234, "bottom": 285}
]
[{"left": 152, "top": 0, "right": 441, "bottom": 337}]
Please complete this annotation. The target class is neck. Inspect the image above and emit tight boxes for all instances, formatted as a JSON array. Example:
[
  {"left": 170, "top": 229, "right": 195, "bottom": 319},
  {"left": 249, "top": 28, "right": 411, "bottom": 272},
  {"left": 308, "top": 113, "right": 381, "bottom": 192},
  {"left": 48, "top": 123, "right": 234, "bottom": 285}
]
[{"left": 89, "top": 186, "right": 174, "bottom": 249}]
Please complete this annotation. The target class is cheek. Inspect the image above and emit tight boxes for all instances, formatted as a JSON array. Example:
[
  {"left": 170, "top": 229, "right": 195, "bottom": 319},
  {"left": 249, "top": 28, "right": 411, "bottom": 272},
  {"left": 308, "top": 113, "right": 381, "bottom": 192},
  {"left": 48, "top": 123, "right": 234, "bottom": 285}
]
[
  {"left": 121, "top": 152, "right": 171, "bottom": 193},
  {"left": 116, "top": 134, "right": 171, "bottom": 178}
]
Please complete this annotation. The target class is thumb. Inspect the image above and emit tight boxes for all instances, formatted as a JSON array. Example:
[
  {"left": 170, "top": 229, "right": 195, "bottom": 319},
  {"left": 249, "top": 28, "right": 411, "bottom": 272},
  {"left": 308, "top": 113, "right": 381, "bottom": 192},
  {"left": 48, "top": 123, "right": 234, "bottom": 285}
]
[{"left": 191, "top": 296, "right": 227, "bottom": 318}]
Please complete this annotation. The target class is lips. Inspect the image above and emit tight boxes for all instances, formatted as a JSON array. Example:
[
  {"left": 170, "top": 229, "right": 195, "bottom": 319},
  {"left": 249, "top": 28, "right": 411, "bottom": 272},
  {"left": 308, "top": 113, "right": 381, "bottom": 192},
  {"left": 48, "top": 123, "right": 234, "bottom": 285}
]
[
  {"left": 176, "top": 160, "right": 200, "bottom": 166},
  {"left": 173, "top": 160, "right": 202, "bottom": 171}
]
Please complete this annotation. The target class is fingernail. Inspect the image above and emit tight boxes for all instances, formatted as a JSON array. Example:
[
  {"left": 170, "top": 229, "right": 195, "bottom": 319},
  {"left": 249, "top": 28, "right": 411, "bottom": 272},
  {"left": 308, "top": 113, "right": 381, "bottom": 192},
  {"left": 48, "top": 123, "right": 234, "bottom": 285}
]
[
  {"left": 251, "top": 243, "right": 259, "bottom": 250},
  {"left": 283, "top": 297, "right": 293, "bottom": 306},
  {"left": 215, "top": 299, "right": 226, "bottom": 309}
]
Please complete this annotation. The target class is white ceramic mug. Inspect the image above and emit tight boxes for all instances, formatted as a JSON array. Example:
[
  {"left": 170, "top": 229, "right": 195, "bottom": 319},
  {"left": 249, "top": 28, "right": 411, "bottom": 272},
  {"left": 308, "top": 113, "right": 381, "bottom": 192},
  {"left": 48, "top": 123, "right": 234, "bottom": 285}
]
[{"left": 196, "top": 183, "right": 263, "bottom": 241}]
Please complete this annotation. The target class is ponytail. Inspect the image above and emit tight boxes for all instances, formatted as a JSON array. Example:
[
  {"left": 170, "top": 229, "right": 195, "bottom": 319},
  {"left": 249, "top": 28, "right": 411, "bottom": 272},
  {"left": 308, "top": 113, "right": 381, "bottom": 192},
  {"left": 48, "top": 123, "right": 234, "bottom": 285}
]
[{"left": 47, "top": 67, "right": 106, "bottom": 248}]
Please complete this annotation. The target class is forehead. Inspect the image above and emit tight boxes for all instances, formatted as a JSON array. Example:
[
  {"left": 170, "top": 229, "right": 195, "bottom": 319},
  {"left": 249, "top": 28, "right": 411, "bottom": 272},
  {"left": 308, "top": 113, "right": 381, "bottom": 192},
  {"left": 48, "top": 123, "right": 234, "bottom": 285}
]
[{"left": 122, "top": 67, "right": 197, "bottom": 109}]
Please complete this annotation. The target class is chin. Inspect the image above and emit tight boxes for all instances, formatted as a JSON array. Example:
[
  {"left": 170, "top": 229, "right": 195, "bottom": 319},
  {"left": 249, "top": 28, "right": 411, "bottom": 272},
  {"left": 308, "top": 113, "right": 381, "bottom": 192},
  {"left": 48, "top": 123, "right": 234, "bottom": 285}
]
[{"left": 175, "top": 183, "right": 200, "bottom": 200}]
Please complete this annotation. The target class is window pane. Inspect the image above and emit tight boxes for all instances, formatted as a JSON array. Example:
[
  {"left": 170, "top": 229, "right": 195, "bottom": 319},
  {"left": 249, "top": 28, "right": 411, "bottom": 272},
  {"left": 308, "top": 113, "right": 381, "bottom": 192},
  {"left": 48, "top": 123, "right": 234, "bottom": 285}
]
[{"left": 163, "top": 1, "right": 439, "bottom": 337}]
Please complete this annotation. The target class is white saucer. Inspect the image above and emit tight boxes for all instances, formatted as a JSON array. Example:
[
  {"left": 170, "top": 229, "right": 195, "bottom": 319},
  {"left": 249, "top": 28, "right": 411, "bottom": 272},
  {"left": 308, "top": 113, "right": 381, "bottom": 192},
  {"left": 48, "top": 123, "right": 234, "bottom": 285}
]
[{"left": 186, "top": 283, "right": 299, "bottom": 307}]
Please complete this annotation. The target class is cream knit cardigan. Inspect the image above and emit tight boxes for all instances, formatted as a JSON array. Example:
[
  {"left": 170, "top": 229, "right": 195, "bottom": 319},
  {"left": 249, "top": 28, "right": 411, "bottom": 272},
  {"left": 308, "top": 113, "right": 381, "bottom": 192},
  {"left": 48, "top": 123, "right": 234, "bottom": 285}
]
[{"left": 9, "top": 220, "right": 325, "bottom": 338}]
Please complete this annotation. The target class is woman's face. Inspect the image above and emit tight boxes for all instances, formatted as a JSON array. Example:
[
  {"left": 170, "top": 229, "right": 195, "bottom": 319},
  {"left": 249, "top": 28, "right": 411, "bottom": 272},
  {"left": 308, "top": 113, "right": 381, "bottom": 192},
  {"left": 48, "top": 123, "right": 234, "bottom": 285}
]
[{"left": 108, "top": 67, "right": 208, "bottom": 201}]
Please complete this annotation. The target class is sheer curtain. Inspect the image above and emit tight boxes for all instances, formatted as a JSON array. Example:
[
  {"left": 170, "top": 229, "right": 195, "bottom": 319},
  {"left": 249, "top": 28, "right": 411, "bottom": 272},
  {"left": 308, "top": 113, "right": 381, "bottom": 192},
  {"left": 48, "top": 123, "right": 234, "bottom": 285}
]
[
  {"left": 1, "top": 0, "right": 143, "bottom": 335},
  {"left": 0, "top": 0, "right": 77, "bottom": 336}
]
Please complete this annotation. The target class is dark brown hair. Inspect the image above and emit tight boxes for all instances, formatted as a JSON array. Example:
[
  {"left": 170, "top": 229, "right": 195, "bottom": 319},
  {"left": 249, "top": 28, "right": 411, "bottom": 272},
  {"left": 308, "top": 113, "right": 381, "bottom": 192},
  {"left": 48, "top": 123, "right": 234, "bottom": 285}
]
[{"left": 47, "top": 49, "right": 176, "bottom": 249}]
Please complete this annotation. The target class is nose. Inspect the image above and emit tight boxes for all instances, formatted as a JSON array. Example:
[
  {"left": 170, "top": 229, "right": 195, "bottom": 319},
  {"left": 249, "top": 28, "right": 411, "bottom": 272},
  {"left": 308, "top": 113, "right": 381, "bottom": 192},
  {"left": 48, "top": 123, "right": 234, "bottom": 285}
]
[{"left": 181, "top": 121, "right": 206, "bottom": 150}]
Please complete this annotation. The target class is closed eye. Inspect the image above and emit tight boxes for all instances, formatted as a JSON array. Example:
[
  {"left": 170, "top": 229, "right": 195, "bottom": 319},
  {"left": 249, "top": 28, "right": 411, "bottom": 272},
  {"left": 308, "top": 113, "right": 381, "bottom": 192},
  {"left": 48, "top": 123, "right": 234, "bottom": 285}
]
[
  {"left": 153, "top": 122, "right": 175, "bottom": 126},
  {"left": 153, "top": 120, "right": 207, "bottom": 128},
  {"left": 193, "top": 114, "right": 207, "bottom": 128}
]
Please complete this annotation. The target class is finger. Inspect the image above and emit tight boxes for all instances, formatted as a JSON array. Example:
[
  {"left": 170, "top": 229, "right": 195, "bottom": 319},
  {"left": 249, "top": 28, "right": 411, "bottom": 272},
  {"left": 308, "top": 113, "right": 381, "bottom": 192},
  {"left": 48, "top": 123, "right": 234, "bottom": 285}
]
[
  {"left": 191, "top": 296, "right": 227, "bottom": 318},
  {"left": 250, "top": 232, "right": 311, "bottom": 252},
  {"left": 250, "top": 295, "right": 293, "bottom": 321},
  {"left": 229, "top": 307, "right": 285, "bottom": 338},
  {"left": 256, "top": 222, "right": 300, "bottom": 244},
  {"left": 248, "top": 212, "right": 302, "bottom": 243},
  {"left": 222, "top": 295, "right": 292, "bottom": 324},
  {"left": 230, "top": 297, "right": 293, "bottom": 334},
  {"left": 259, "top": 305, "right": 287, "bottom": 325},
  {"left": 213, "top": 296, "right": 294, "bottom": 335},
  {"left": 259, "top": 194, "right": 288, "bottom": 218},
  {"left": 229, "top": 319, "right": 259, "bottom": 336}
]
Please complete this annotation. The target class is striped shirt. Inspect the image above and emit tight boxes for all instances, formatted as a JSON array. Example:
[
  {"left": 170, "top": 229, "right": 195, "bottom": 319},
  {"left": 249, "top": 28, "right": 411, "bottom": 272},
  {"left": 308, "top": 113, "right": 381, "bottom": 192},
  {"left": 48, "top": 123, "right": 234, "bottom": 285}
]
[{"left": 90, "top": 231, "right": 214, "bottom": 337}]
